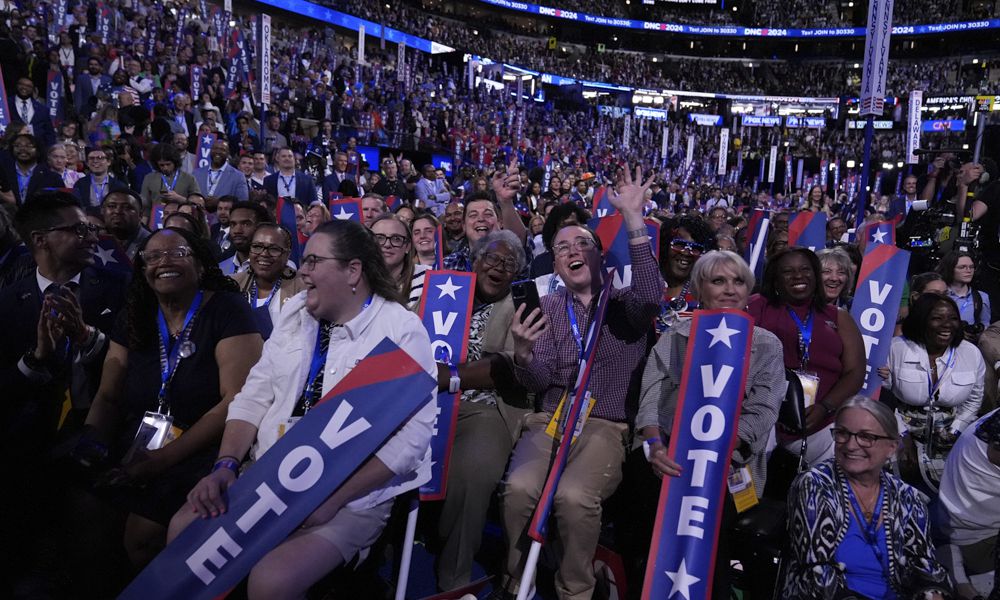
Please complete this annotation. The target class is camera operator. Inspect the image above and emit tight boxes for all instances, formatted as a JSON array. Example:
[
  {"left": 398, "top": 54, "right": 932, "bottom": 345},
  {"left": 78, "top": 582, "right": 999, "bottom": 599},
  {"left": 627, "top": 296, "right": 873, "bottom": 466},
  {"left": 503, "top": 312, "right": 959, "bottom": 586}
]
[{"left": 968, "top": 158, "right": 1000, "bottom": 324}]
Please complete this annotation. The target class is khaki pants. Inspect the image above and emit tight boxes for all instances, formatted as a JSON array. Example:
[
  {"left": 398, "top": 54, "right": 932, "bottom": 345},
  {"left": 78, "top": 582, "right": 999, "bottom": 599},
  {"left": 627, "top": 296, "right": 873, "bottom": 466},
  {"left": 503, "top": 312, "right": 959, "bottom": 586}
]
[
  {"left": 437, "top": 402, "right": 521, "bottom": 590},
  {"left": 500, "top": 412, "right": 627, "bottom": 600}
]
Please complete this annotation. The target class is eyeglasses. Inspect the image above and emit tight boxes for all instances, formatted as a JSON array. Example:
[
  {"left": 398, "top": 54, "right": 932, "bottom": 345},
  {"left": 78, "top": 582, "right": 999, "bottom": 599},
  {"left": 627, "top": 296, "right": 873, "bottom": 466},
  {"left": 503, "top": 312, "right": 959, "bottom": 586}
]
[
  {"left": 479, "top": 252, "right": 519, "bottom": 274},
  {"left": 250, "top": 243, "right": 289, "bottom": 257},
  {"left": 553, "top": 237, "right": 597, "bottom": 257},
  {"left": 140, "top": 246, "right": 194, "bottom": 265},
  {"left": 831, "top": 427, "right": 895, "bottom": 448},
  {"left": 669, "top": 238, "right": 705, "bottom": 257},
  {"left": 374, "top": 233, "right": 409, "bottom": 248},
  {"left": 38, "top": 222, "right": 101, "bottom": 239},
  {"left": 300, "top": 254, "right": 348, "bottom": 270}
]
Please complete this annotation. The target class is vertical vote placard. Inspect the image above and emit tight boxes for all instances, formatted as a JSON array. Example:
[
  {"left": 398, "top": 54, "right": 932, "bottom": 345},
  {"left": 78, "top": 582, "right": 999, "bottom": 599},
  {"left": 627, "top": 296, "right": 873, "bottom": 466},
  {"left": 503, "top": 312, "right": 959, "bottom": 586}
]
[
  {"left": 850, "top": 244, "right": 909, "bottom": 398},
  {"left": 416, "top": 270, "right": 475, "bottom": 500},
  {"left": 588, "top": 214, "right": 661, "bottom": 289},
  {"left": 195, "top": 132, "right": 217, "bottom": 170},
  {"left": 787, "top": 211, "right": 827, "bottom": 251},
  {"left": 642, "top": 310, "right": 753, "bottom": 600},
  {"left": 119, "top": 339, "right": 435, "bottom": 600}
]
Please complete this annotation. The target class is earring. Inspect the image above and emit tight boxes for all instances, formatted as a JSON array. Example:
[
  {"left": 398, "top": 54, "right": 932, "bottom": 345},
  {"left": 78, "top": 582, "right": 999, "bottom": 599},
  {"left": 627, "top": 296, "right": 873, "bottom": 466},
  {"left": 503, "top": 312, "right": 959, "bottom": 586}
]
[{"left": 351, "top": 286, "right": 356, "bottom": 294}]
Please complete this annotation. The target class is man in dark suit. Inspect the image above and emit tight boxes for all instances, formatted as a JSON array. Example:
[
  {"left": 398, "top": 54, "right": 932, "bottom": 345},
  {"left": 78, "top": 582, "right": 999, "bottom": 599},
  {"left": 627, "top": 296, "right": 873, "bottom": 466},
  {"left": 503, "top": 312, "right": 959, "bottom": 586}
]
[
  {"left": 2, "top": 134, "right": 65, "bottom": 206},
  {"left": 263, "top": 147, "right": 317, "bottom": 206},
  {"left": 73, "top": 147, "right": 129, "bottom": 209},
  {"left": 8, "top": 77, "right": 56, "bottom": 148},
  {"left": 193, "top": 139, "right": 249, "bottom": 202},
  {"left": 72, "top": 56, "right": 111, "bottom": 119},
  {"left": 170, "top": 93, "right": 198, "bottom": 153},
  {"left": 322, "top": 151, "right": 356, "bottom": 201},
  {"left": 886, "top": 174, "right": 920, "bottom": 223},
  {"left": 0, "top": 191, "right": 129, "bottom": 585}
]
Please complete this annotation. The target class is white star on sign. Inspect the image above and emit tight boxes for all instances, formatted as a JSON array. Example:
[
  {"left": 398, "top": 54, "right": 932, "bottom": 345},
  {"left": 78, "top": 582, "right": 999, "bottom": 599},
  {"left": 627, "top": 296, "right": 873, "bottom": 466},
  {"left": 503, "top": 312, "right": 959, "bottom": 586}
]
[
  {"left": 93, "top": 245, "right": 117, "bottom": 265},
  {"left": 706, "top": 317, "right": 740, "bottom": 349},
  {"left": 333, "top": 206, "right": 354, "bottom": 220},
  {"left": 436, "top": 277, "right": 461, "bottom": 300},
  {"left": 871, "top": 228, "right": 888, "bottom": 244},
  {"left": 202, "top": 135, "right": 214, "bottom": 145},
  {"left": 664, "top": 559, "right": 701, "bottom": 600}
]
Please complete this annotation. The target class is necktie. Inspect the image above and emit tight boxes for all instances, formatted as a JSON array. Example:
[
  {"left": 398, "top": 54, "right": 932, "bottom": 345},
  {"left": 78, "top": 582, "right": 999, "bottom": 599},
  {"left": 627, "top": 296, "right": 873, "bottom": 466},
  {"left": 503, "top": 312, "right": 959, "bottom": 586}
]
[{"left": 21, "top": 99, "right": 30, "bottom": 121}]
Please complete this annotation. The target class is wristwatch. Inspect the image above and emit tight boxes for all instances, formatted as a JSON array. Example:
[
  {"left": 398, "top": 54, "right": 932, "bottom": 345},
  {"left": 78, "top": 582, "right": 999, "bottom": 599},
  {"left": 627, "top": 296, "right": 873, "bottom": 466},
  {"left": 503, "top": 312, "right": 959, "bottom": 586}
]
[{"left": 627, "top": 227, "right": 648, "bottom": 240}]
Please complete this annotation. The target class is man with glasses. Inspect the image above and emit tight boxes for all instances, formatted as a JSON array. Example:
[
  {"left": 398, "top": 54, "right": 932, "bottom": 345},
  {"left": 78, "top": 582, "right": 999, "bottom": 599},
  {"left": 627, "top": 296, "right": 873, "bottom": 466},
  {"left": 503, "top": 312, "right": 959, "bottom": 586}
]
[
  {"left": 101, "top": 189, "right": 150, "bottom": 261},
  {"left": 2, "top": 133, "right": 64, "bottom": 206},
  {"left": 73, "top": 147, "right": 129, "bottom": 209},
  {"left": 496, "top": 167, "right": 664, "bottom": 600}
]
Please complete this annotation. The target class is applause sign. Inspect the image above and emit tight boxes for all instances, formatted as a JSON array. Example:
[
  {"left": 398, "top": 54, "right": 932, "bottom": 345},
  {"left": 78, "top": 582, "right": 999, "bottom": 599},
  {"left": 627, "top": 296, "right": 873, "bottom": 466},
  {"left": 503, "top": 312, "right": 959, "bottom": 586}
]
[
  {"left": 643, "top": 310, "right": 753, "bottom": 600},
  {"left": 120, "top": 339, "right": 435, "bottom": 600}
]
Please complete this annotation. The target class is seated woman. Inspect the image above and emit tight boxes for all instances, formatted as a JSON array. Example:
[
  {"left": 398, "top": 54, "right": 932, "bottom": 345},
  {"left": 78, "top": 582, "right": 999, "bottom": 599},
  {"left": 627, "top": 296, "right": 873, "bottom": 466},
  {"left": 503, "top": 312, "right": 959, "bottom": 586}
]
[
  {"left": 748, "top": 248, "right": 865, "bottom": 466},
  {"left": 817, "top": 247, "right": 855, "bottom": 309},
  {"left": 655, "top": 215, "right": 716, "bottom": 333},
  {"left": 894, "top": 272, "right": 948, "bottom": 336},
  {"left": 435, "top": 230, "right": 531, "bottom": 591},
  {"left": 371, "top": 213, "right": 429, "bottom": 310},
  {"left": 231, "top": 223, "right": 306, "bottom": 338},
  {"left": 411, "top": 213, "right": 440, "bottom": 267},
  {"left": 635, "top": 250, "right": 785, "bottom": 598},
  {"left": 168, "top": 219, "right": 436, "bottom": 600},
  {"left": 783, "top": 396, "right": 953, "bottom": 600},
  {"left": 883, "top": 293, "right": 985, "bottom": 490},
  {"left": 82, "top": 227, "right": 262, "bottom": 567}
]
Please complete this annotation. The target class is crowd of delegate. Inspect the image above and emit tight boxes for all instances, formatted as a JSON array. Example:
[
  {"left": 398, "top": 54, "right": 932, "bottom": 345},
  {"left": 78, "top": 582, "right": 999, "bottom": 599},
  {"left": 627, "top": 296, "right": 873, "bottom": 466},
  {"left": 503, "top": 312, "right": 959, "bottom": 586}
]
[{"left": 3, "top": 1, "right": 1000, "bottom": 600}]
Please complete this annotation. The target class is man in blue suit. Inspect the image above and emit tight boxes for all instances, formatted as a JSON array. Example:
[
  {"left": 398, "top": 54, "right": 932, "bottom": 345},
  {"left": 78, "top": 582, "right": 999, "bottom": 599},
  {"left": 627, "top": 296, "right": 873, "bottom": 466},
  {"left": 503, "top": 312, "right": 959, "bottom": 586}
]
[
  {"left": 886, "top": 174, "right": 919, "bottom": 223},
  {"left": 321, "top": 150, "right": 355, "bottom": 201},
  {"left": 263, "top": 147, "right": 317, "bottom": 206},
  {"left": 8, "top": 78, "right": 56, "bottom": 149},
  {"left": 72, "top": 147, "right": 129, "bottom": 208},
  {"left": 72, "top": 57, "right": 111, "bottom": 119},
  {"left": 193, "top": 139, "right": 249, "bottom": 202}
]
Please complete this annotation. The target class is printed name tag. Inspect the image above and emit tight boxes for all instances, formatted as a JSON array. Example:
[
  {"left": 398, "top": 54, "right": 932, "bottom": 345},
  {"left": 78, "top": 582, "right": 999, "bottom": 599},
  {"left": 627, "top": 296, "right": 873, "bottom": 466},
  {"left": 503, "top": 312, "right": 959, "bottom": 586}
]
[
  {"left": 727, "top": 465, "right": 759, "bottom": 513},
  {"left": 794, "top": 370, "right": 820, "bottom": 408}
]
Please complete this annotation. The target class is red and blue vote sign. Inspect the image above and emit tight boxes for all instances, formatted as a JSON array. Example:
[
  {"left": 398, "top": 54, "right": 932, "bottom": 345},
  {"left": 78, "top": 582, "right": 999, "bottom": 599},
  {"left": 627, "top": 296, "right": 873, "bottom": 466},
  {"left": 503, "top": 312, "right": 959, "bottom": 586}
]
[
  {"left": 275, "top": 196, "right": 304, "bottom": 266},
  {"left": 329, "top": 197, "right": 363, "bottom": 223},
  {"left": 385, "top": 194, "right": 402, "bottom": 212},
  {"left": 416, "top": 270, "right": 475, "bottom": 500},
  {"left": 0, "top": 64, "right": 11, "bottom": 133},
  {"left": 46, "top": 70, "right": 64, "bottom": 128},
  {"left": 93, "top": 234, "right": 132, "bottom": 274},
  {"left": 195, "top": 132, "right": 217, "bottom": 170},
  {"left": 589, "top": 214, "right": 661, "bottom": 289},
  {"left": 850, "top": 244, "right": 910, "bottom": 398},
  {"left": 592, "top": 185, "right": 614, "bottom": 217},
  {"left": 860, "top": 216, "right": 900, "bottom": 255},
  {"left": 787, "top": 211, "right": 827, "bottom": 251},
  {"left": 642, "top": 310, "right": 753, "bottom": 600},
  {"left": 120, "top": 339, "right": 435, "bottom": 600},
  {"left": 149, "top": 204, "right": 165, "bottom": 230},
  {"left": 744, "top": 209, "right": 770, "bottom": 281}
]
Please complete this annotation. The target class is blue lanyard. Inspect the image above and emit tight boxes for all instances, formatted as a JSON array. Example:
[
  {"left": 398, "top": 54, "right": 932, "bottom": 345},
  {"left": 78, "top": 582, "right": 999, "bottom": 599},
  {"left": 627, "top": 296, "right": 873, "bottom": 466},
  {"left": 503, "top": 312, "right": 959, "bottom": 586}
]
[
  {"left": 278, "top": 173, "right": 295, "bottom": 195},
  {"left": 155, "top": 290, "right": 204, "bottom": 411},
  {"left": 566, "top": 290, "right": 599, "bottom": 360},
  {"left": 16, "top": 166, "right": 35, "bottom": 201},
  {"left": 93, "top": 176, "right": 109, "bottom": 204},
  {"left": 161, "top": 171, "right": 179, "bottom": 192},
  {"left": 786, "top": 306, "right": 814, "bottom": 369},
  {"left": 207, "top": 169, "right": 222, "bottom": 192},
  {"left": 926, "top": 346, "right": 957, "bottom": 401},
  {"left": 300, "top": 295, "right": 373, "bottom": 412},
  {"left": 249, "top": 276, "right": 282, "bottom": 309}
]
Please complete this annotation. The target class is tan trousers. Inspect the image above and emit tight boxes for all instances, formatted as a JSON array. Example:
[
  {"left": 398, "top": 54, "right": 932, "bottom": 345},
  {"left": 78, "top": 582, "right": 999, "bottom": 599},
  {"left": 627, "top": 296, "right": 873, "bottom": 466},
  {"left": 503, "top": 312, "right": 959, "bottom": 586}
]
[{"left": 500, "top": 412, "right": 627, "bottom": 600}]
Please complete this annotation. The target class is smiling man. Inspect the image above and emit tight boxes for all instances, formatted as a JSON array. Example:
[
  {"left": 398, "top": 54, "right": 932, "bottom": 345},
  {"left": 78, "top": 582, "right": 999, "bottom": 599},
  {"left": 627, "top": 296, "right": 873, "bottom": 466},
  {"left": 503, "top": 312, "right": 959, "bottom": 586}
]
[
  {"left": 193, "top": 140, "right": 249, "bottom": 202},
  {"left": 218, "top": 202, "right": 272, "bottom": 276},
  {"left": 443, "top": 192, "right": 501, "bottom": 272}
]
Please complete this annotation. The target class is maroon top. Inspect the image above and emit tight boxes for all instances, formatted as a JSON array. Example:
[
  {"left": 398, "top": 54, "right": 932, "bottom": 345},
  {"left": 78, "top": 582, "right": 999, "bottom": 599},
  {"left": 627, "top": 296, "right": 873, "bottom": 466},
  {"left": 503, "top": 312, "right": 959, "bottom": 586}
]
[{"left": 747, "top": 295, "right": 844, "bottom": 415}]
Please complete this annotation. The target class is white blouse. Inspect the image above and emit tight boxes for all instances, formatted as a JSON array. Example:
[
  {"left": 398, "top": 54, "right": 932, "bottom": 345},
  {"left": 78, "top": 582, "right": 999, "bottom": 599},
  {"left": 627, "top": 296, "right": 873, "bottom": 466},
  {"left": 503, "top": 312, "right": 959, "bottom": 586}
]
[{"left": 883, "top": 336, "right": 985, "bottom": 433}]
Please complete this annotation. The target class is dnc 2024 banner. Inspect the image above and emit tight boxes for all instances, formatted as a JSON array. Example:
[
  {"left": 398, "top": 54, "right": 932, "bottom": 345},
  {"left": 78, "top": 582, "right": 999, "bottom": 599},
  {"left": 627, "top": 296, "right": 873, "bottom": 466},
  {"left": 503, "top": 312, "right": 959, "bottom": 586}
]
[
  {"left": 643, "top": 310, "right": 753, "bottom": 600},
  {"left": 120, "top": 339, "right": 435, "bottom": 600}
]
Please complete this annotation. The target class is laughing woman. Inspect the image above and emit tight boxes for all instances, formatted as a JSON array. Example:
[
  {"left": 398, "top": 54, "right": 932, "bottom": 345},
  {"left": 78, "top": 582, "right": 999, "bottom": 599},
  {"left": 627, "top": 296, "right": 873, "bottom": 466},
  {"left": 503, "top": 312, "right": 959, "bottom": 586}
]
[
  {"left": 232, "top": 224, "right": 306, "bottom": 339},
  {"left": 817, "top": 247, "right": 855, "bottom": 309},
  {"left": 168, "top": 219, "right": 436, "bottom": 600},
  {"left": 655, "top": 215, "right": 716, "bottom": 333},
  {"left": 371, "top": 213, "right": 429, "bottom": 309}
]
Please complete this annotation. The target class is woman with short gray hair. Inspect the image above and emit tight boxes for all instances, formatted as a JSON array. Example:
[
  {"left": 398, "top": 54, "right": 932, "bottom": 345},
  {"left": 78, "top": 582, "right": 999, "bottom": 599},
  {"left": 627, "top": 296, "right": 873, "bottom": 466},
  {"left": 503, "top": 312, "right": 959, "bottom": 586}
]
[{"left": 817, "top": 247, "right": 855, "bottom": 308}]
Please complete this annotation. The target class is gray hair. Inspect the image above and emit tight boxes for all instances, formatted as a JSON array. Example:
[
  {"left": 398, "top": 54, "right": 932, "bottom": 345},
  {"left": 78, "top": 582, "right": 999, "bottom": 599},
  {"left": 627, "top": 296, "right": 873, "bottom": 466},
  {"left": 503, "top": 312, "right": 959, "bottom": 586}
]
[
  {"left": 690, "top": 250, "right": 754, "bottom": 300},
  {"left": 817, "top": 247, "right": 856, "bottom": 288},
  {"left": 835, "top": 395, "right": 900, "bottom": 439},
  {"left": 471, "top": 229, "right": 526, "bottom": 274}
]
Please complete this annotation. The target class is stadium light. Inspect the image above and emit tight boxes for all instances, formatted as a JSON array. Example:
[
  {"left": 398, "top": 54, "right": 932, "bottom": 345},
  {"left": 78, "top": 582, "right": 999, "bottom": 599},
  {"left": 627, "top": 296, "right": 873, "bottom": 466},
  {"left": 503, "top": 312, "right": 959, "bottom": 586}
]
[
  {"left": 733, "top": 5, "right": 738, "bottom": 10},
  {"left": 853, "top": 63, "right": 860, "bottom": 68},
  {"left": 882, "top": 162, "right": 894, "bottom": 170},
  {"left": 897, "top": 161, "right": 904, "bottom": 168},
  {"left": 847, "top": 160, "right": 857, "bottom": 168},
  {"left": 963, "top": 144, "right": 970, "bottom": 149},
  {"left": 973, "top": 58, "right": 980, "bottom": 64}
]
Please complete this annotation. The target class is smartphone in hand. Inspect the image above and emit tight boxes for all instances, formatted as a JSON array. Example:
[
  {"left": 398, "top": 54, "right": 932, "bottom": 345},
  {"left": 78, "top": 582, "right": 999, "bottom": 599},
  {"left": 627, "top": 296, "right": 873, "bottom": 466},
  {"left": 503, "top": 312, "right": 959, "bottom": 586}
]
[{"left": 511, "top": 280, "right": 542, "bottom": 325}]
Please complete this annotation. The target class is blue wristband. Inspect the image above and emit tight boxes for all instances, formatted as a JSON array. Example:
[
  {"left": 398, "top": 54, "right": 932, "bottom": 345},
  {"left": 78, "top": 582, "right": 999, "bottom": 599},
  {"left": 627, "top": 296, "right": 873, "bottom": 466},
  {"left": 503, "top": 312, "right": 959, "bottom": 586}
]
[{"left": 212, "top": 458, "right": 240, "bottom": 474}]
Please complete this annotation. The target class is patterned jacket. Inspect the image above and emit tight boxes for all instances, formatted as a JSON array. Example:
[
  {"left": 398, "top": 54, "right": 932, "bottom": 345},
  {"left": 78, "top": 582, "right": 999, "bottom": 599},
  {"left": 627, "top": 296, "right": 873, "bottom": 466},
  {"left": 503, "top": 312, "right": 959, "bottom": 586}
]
[{"left": 783, "top": 460, "right": 952, "bottom": 599}]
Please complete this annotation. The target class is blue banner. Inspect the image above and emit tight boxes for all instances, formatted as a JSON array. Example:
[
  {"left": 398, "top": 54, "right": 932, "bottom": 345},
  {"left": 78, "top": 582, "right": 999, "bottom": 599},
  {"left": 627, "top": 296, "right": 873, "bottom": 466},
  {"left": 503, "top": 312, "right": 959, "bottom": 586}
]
[
  {"left": 591, "top": 185, "right": 614, "bottom": 217},
  {"left": 120, "top": 339, "right": 435, "bottom": 600},
  {"left": 850, "top": 245, "right": 909, "bottom": 397},
  {"left": 189, "top": 64, "right": 202, "bottom": 100},
  {"left": 642, "top": 309, "right": 753, "bottom": 600},
  {"left": 688, "top": 113, "right": 723, "bottom": 127},
  {"left": 329, "top": 198, "right": 363, "bottom": 223},
  {"left": 744, "top": 209, "right": 770, "bottom": 281},
  {"left": 786, "top": 116, "right": 826, "bottom": 129},
  {"left": 96, "top": 2, "right": 111, "bottom": 44},
  {"left": 195, "top": 132, "right": 216, "bottom": 170},
  {"left": 921, "top": 119, "right": 966, "bottom": 132},
  {"left": 146, "top": 18, "right": 158, "bottom": 58},
  {"left": 416, "top": 271, "right": 475, "bottom": 500},
  {"left": 787, "top": 211, "right": 827, "bottom": 251},
  {"left": 0, "top": 63, "right": 10, "bottom": 133},
  {"left": 476, "top": 0, "right": 999, "bottom": 38},
  {"left": 742, "top": 115, "right": 781, "bottom": 127},
  {"left": 46, "top": 70, "right": 63, "bottom": 128},
  {"left": 589, "top": 214, "right": 661, "bottom": 289},
  {"left": 275, "top": 196, "right": 303, "bottom": 267},
  {"left": 224, "top": 29, "right": 244, "bottom": 99}
]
